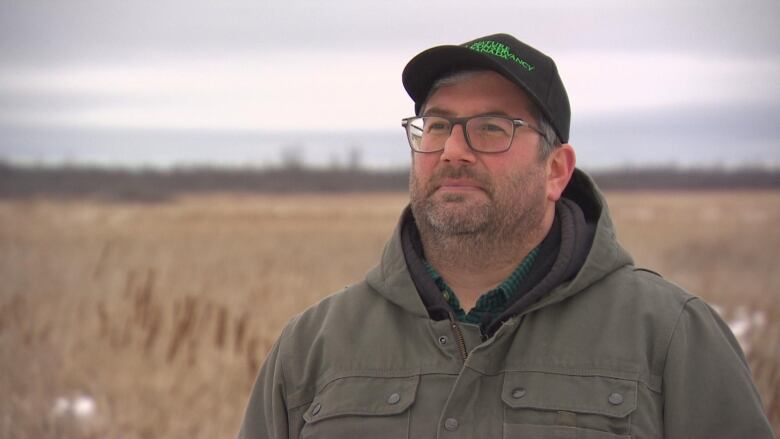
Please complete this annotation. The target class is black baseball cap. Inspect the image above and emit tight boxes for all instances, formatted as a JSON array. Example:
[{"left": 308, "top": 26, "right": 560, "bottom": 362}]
[{"left": 402, "top": 33, "right": 570, "bottom": 143}]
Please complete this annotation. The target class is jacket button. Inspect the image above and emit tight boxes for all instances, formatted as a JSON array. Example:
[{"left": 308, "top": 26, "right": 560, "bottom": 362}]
[
  {"left": 438, "top": 336, "right": 448, "bottom": 345},
  {"left": 608, "top": 392, "right": 624, "bottom": 405},
  {"left": 444, "top": 417, "right": 459, "bottom": 431},
  {"left": 512, "top": 388, "right": 527, "bottom": 399},
  {"left": 387, "top": 393, "right": 401, "bottom": 405},
  {"left": 311, "top": 402, "right": 322, "bottom": 415}
]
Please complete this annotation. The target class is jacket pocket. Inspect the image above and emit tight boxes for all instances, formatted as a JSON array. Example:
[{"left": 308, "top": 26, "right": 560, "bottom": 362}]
[
  {"left": 501, "top": 371, "right": 636, "bottom": 439},
  {"left": 301, "top": 375, "right": 419, "bottom": 439}
]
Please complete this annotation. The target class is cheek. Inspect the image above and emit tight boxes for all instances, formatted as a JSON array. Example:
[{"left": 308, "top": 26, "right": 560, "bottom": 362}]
[
  {"left": 411, "top": 154, "right": 439, "bottom": 179},
  {"left": 496, "top": 161, "right": 548, "bottom": 197}
]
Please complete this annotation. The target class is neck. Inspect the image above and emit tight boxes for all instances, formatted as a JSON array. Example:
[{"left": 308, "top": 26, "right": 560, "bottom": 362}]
[{"left": 418, "top": 208, "right": 554, "bottom": 310}]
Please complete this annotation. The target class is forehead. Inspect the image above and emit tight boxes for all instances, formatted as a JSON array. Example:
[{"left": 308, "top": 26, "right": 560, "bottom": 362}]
[{"left": 422, "top": 70, "right": 535, "bottom": 117}]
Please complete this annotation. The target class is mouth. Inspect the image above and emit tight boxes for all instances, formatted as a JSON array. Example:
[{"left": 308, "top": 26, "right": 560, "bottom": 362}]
[{"left": 434, "top": 178, "right": 485, "bottom": 194}]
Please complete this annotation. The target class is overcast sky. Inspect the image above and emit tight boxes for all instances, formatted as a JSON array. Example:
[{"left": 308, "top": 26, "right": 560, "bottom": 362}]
[{"left": 1, "top": 0, "right": 779, "bottom": 168}]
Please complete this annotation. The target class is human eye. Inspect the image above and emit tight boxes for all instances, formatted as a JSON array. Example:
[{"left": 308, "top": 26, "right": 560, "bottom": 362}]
[
  {"left": 424, "top": 117, "right": 450, "bottom": 134},
  {"left": 472, "top": 117, "right": 511, "bottom": 136},
  {"left": 484, "top": 123, "right": 506, "bottom": 132}
]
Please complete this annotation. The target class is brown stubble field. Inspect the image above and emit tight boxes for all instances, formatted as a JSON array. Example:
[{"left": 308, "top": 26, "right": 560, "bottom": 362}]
[{"left": 1, "top": 190, "right": 778, "bottom": 438}]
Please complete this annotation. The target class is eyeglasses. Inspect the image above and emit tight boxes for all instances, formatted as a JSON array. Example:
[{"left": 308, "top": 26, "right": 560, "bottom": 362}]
[{"left": 401, "top": 115, "right": 546, "bottom": 154}]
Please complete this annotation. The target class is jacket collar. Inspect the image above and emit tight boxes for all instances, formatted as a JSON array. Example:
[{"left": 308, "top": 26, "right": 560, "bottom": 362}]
[{"left": 365, "top": 168, "right": 634, "bottom": 323}]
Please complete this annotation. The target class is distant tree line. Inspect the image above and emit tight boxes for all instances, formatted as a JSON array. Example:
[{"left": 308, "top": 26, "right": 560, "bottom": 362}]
[{"left": 0, "top": 162, "right": 778, "bottom": 202}]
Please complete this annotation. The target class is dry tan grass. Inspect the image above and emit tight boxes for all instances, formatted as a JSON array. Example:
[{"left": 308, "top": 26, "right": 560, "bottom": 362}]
[{"left": 0, "top": 191, "right": 777, "bottom": 437}]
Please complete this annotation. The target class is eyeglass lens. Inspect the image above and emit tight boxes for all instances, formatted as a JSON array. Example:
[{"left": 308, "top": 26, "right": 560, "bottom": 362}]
[{"left": 406, "top": 116, "right": 514, "bottom": 153}]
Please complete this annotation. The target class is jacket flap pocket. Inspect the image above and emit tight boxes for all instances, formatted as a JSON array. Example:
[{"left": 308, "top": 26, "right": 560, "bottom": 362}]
[
  {"left": 303, "top": 375, "right": 419, "bottom": 424},
  {"left": 502, "top": 371, "right": 637, "bottom": 418}
]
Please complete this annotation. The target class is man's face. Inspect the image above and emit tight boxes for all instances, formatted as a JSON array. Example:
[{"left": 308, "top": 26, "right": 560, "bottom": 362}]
[{"left": 409, "top": 70, "right": 552, "bottom": 239}]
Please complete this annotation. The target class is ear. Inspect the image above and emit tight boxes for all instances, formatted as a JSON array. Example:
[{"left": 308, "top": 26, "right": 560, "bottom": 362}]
[{"left": 545, "top": 144, "right": 576, "bottom": 202}]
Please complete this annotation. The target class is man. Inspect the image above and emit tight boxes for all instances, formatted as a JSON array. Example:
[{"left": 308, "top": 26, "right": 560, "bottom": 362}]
[{"left": 239, "top": 34, "right": 773, "bottom": 438}]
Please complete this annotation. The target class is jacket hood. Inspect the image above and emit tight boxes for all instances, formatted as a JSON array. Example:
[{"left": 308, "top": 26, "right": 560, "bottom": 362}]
[
  {"left": 529, "top": 169, "right": 634, "bottom": 311},
  {"left": 365, "top": 168, "right": 634, "bottom": 319}
]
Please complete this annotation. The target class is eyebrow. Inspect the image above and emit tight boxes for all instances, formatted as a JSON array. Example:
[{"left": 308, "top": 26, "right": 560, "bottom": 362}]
[{"left": 422, "top": 107, "right": 514, "bottom": 118}]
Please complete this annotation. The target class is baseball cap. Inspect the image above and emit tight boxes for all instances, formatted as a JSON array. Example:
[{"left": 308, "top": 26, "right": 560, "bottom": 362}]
[{"left": 402, "top": 33, "right": 570, "bottom": 143}]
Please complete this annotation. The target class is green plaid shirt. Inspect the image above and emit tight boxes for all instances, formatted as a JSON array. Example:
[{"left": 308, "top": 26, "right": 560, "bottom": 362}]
[{"left": 424, "top": 247, "right": 540, "bottom": 325}]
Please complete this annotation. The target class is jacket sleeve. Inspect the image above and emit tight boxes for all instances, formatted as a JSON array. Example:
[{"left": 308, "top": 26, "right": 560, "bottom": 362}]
[
  {"left": 662, "top": 297, "right": 774, "bottom": 438},
  {"left": 237, "top": 336, "right": 290, "bottom": 439}
]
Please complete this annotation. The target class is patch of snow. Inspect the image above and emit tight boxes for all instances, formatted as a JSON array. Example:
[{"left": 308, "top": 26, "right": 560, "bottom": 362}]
[
  {"left": 72, "top": 395, "right": 96, "bottom": 418},
  {"left": 51, "top": 394, "right": 97, "bottom": 420},
  {"left": 725, "top": 307, "right": 766, "bottom": 354}
]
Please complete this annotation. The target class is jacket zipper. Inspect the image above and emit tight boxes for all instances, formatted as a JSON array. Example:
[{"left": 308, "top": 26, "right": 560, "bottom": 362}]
[{"left": 447, "top": 311, "right": 468, "bottom": 361}]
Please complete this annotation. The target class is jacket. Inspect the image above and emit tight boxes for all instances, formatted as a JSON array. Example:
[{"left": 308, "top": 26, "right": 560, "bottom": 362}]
[{"left": 238, "top": 169, "right": 773, "bottom": 438}]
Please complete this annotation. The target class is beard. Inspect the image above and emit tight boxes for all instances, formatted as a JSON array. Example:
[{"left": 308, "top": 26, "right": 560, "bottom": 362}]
[{"left": 409, "top": 162, "right": 548, "bottom": 241}]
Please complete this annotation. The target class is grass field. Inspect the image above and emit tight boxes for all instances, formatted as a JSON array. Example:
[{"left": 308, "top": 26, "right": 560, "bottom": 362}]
[{"left": 1, "top": 191, "right": 778, "bottom": 437}]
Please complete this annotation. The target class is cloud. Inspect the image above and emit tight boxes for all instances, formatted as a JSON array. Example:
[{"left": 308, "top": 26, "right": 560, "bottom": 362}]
[
  {"left": 0, "top": 50, "right": 412, "bottom": 130},
  {"left": 2, "top": 48, "right": 777, "bottom": 132},
  {"left": 2, "top": 0, "right": 778, "bottom": 66},
  {"left": 560, "top": 51, "right": 780, "bottom": 114},
  {"left": 1, "top": 0, "right": 777, "bottom": 167},
  {"left": 573, "top": 102, "right": 780, "bottom": 168}
]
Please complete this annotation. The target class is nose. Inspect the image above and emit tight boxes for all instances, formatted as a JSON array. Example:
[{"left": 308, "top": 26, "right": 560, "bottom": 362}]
[{"left": 439, "top": 124, "right": 477, "bottom": 164}]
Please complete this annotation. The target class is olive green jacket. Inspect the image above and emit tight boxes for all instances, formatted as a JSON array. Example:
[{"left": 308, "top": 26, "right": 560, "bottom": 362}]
[{"left": 239, "top": 171, "right": 773, "bottom": 438}]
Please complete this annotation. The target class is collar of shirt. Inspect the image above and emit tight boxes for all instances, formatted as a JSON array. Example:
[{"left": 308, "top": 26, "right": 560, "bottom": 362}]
[{"left": 423, "top": 246, "right": 540, "bottom": 325}]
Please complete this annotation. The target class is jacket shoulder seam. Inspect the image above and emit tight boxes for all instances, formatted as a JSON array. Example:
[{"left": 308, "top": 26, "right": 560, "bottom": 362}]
[
  {"left": 633, "top": 267, "right": 662, "bottom": 277},
  {"left": 659, "top": 296, "right": 699, "bottom": 389}
]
